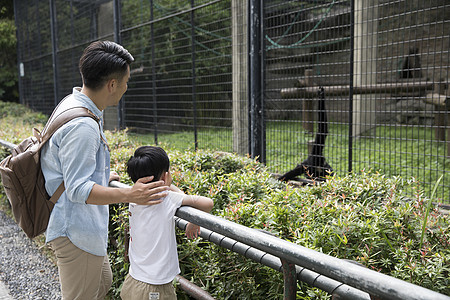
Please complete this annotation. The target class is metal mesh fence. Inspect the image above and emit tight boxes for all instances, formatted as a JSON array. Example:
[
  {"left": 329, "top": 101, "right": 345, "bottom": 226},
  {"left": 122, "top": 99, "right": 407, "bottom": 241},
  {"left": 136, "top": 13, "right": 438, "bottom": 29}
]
[
  {"left": 264, "top": 0, "right": 352, "bottom": 176},
  {"left": 120, "top": 0, "right": 233, "bottom": 152},
  {"left": 14, "top": 0, "right": 450, "bottom": 203},
  {"left": 265, "top": 0, "right": 449, "bottom": 201},
  {"left": 15, "top": 0, "right": 54, "bottom": 114}
]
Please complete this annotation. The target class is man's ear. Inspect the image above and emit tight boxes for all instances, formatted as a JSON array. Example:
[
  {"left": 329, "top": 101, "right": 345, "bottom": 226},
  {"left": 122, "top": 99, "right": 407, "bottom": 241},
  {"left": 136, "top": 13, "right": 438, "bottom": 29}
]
[{"left": 107, "top": 78, "right": 117, "bottom": 93}]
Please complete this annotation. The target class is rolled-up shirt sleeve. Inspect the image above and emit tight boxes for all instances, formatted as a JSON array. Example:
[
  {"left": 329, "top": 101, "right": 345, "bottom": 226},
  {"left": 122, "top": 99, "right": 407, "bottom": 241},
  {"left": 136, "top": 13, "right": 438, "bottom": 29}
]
[{"left": 57, "top": 118, "right": 100, "bottom": 204}]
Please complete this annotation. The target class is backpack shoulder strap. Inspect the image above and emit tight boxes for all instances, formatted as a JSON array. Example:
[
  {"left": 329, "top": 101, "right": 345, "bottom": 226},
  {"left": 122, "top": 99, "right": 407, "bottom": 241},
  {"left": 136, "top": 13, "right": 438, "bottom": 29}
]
[
  {"left": 42, "top": 106, "right": 109, "bottom": 151},
  {"left": 49, "top": 182, "right": 65, "bottom": 204},
  {"left": 38, "top": 107, "right": 100, "bottom": 203},
  {"left": 40, "top": 107, "right": 99, "bottom": 144}
]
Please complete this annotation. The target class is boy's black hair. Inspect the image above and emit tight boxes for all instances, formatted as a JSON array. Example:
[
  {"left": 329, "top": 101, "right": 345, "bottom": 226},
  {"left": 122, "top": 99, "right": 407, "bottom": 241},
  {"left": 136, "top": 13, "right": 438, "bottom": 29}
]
[
  {"left": 127, "top": 146, "right": 170, "bottom": 183},
  {"left": 79, "top": 40, "right": 134, "bottom": 91}
]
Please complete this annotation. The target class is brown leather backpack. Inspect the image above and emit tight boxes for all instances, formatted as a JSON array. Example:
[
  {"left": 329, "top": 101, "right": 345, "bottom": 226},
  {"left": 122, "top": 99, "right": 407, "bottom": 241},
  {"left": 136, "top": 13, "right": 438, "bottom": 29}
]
[{"left": 0, "top": 106, "right": 99, "bottom": 238}]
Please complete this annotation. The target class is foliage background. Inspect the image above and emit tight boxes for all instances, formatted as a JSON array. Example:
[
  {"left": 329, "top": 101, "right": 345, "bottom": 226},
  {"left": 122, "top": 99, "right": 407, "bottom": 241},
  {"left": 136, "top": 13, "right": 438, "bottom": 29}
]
[{"left": 0, "top": 0, "right": 18, "bottom": 101}]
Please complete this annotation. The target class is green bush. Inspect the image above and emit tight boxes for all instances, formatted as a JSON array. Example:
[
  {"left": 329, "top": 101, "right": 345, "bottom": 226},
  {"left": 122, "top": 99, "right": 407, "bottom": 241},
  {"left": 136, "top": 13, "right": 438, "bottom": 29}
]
[
  {"left": 0, "top": 101, "right": 47, "bottom": 124},
  {"left": 0, "top": 3, "right": 19, "bottom": 100},
  {"left": 108, "top": 146, "right": 450, "bottom": 298},
  {"left": 0, "top": 101, "right": 449, "bottom": 298}
]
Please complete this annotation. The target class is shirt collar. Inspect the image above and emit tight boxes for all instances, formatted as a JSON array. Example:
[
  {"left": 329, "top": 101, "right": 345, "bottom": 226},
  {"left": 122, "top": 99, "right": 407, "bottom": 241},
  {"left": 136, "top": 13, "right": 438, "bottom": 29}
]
[{"left": 72, "top": 87, "right": 103, "bottom": 119}]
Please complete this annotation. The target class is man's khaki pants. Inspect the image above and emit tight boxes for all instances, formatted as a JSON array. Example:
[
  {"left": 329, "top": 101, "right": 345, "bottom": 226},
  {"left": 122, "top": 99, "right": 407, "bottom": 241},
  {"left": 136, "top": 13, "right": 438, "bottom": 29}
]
[{"left": 49, "top": 237, "right": 112, "bottom": 300}]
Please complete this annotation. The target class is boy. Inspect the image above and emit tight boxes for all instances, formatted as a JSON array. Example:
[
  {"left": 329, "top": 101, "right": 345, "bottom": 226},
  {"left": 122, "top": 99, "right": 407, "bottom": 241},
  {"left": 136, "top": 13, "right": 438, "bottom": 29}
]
[{"left": 121, "top": 146, "right": 214, "bottom": 300}]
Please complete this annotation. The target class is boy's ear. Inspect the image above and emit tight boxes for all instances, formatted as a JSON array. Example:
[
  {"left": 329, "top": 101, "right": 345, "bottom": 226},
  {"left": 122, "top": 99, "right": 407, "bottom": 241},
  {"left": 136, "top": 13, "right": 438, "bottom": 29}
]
[{"left": 162, "top": 171, "right": 169, "bottom": 184}]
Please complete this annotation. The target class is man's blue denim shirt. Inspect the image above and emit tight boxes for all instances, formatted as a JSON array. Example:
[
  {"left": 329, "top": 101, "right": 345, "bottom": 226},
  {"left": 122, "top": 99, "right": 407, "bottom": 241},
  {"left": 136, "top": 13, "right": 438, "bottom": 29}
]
[{"left": 41, "top": 87, "right": 110, "bottom": 256}]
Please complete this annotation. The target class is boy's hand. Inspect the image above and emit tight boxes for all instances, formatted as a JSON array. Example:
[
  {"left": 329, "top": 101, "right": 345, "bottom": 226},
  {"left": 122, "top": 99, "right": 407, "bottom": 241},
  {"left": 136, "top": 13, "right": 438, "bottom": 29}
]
[
  {"left": 109, "top": 171, "right": 120, "bottom": 183},
  {"left": 185, "top": 222, "right": 201, "bottom": 239}
]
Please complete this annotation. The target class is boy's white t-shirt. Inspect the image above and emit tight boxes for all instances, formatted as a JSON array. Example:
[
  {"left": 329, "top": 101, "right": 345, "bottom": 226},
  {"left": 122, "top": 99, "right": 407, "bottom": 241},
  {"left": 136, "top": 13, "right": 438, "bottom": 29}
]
[{"left": 128, "top": 190, "right": 184, "bottom": 285}]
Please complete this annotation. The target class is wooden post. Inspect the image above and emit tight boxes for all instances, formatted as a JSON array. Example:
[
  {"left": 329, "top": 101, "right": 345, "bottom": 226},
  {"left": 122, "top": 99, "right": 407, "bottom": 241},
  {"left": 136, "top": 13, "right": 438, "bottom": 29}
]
[
  {"left": 353, "top": 0, "right": 378, "bottom": 137},
  {"left": 232, "top": 0, "right": 249, "bottom": 155},
  {"left": 98, "top": 2, "right": 118, "bottom": 130}
]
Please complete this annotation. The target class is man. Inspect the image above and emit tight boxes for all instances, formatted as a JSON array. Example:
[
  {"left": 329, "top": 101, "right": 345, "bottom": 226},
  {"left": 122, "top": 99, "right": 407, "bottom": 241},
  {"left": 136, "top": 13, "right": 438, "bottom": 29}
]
[{"left": 40, "top": 41, "right": 168, "bottom": 299}]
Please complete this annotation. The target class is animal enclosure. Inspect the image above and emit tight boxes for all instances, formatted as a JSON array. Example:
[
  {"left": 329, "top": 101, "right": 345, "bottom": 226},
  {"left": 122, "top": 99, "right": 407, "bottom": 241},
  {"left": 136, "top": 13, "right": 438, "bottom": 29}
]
[{"left": 13, "top": 0, "right": 450, "bottom": 202}]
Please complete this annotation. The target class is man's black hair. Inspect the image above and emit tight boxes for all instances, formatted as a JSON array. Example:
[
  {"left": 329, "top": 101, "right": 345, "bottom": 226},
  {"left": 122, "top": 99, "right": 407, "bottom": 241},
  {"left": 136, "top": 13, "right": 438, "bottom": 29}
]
[
  {"left": 79, "top": 40, "right": 134, "bottom": 90},
  {"left": 127, "top": 146, "right": 170, "bottom": 183}
]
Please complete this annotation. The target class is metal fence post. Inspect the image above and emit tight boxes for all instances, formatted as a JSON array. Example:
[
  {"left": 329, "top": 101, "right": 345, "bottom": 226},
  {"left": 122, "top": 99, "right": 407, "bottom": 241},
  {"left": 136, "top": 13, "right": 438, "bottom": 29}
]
[
  {"left": 13, "top": 0, "right": 24, "bottom": 105},
  {"left": 248, "top": 0, "right": 265, "bottom": 162},
  {"left": 256, "top": 229, "right": 297, "bottom": 299},
  {"left": 191, "top": 0, "right": 198, "bottom": 150},
  {"left": 281, "top": 259, "right": 297, "bottom": 300},
  {"left": 150, "top": 0, "right": 158, "bottom": 145},
  {"left": 49, "top": 0, "right": 59, "bottom": 106},
  {"left": 348, "top": 0, "right": 355, "bottom": 173}
]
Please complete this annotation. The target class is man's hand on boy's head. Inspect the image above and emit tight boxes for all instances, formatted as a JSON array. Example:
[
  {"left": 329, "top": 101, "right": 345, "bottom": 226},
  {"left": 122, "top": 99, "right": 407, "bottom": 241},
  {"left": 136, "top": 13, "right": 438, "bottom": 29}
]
[
  {"left": 128, "top": 176, "right": 169, "bottom": 205},
  {"left": 185, "top": 222, "right": 201, "bottom": 239}
]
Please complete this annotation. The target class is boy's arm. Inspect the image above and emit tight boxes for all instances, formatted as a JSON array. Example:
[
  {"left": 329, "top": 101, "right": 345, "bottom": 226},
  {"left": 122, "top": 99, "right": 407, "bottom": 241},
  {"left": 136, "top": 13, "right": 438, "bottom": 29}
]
[
  {"left": 181, "top": 195, "right": 214, "bottom": 213},
  {"left": 182, "top": 194, "right": 214, "bottom": 239}
]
